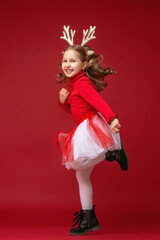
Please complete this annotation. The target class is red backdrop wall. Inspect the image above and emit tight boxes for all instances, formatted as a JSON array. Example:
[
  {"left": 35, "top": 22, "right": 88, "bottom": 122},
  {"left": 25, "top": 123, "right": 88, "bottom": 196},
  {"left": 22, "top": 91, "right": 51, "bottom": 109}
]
[{"left": 0, "top": 0, "right": 160, "bottom": 226}]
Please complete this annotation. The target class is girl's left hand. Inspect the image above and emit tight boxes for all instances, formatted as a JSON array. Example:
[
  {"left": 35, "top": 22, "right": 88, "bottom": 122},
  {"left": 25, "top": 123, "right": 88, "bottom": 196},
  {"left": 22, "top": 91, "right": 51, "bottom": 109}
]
[{"left": 110, "top": 118, "right": 121, "bottom": 134}]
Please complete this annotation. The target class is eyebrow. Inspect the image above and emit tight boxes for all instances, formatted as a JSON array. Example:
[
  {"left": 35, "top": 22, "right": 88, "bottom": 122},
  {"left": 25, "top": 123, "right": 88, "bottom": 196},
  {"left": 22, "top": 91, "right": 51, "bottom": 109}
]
[{"left": 63, "top": 58, "right": 77, "bottom": 60}]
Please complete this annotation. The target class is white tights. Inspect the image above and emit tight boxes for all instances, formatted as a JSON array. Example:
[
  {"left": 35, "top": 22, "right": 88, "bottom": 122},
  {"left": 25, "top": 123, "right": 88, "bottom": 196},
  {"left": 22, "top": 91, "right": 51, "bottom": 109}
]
[{"left": 76, "top": 167, "right": 94, "bottom": 210}]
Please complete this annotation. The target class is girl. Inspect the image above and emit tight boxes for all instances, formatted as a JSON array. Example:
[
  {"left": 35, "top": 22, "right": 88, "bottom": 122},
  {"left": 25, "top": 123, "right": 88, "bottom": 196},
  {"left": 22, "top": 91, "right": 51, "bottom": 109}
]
[{"left": 57, "top": 28, "right": 128, "bottom": 235}]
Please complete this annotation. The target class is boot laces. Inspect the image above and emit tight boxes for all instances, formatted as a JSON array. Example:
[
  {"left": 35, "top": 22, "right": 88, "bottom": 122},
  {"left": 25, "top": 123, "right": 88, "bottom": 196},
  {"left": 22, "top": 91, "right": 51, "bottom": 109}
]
[
  {"left": 72, "top": 211, "right": 82, "bottom": 227},
  {"left": 72, "top": 210, "right": 90, "bottom": 228},
  {"left": 106, "top": 150, "right": 121, "bottom": 162}
]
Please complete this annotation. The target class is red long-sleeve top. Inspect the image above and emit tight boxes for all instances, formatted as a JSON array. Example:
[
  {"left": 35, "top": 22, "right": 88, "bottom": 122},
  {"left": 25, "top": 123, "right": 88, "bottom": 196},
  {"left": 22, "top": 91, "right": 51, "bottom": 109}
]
[{"left": 59, "top": 71, "right": 117, "bottom": 125}]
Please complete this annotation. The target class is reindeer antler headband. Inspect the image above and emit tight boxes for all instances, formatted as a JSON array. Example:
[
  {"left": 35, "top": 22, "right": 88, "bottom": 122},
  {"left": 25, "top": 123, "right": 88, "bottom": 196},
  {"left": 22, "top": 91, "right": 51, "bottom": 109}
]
[{"left": 60, "top": 25, "right": 96, "bottom": 56}]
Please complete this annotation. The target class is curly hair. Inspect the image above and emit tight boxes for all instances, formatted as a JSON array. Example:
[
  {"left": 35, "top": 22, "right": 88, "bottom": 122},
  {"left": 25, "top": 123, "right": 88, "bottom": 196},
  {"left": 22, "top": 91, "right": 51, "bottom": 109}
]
[{"left": 57, "top": 45, "right": 115, "bottom": 92}]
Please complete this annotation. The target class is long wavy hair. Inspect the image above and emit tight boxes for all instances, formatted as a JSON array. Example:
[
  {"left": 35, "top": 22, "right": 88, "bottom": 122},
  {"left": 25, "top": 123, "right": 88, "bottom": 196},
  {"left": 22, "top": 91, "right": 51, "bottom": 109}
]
[{"left": 57, "top": 45, "right": 115, "bottom": 92}]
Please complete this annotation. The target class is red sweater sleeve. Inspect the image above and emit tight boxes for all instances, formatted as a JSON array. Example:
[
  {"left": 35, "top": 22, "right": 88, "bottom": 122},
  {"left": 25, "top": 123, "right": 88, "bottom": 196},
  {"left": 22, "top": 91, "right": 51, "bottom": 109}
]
[
  {"left": 77, "top": 80, "right": 117, "bottom": 124},
  {"left": 58, "top": 99, "right": 71, "bottom": 114}
]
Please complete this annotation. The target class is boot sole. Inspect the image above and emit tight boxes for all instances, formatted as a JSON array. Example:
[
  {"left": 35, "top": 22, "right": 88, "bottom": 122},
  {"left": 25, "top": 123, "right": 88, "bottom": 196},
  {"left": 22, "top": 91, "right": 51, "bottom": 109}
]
[{"left": 70, "top": 224, "right": 101, "bottom": 236}]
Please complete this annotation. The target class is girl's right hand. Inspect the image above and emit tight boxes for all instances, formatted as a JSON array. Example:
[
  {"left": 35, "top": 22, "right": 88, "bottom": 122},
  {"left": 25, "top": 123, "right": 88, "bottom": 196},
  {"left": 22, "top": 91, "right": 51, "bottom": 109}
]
[{"left": 59, "top": 88, "right": 69, "bottom": 104}]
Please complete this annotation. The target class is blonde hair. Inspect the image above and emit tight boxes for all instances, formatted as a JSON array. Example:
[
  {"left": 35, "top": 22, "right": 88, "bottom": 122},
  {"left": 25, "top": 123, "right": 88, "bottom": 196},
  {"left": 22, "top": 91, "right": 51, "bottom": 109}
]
[{"left": 57, "top": 45, "right": 115, "bottom": 92}]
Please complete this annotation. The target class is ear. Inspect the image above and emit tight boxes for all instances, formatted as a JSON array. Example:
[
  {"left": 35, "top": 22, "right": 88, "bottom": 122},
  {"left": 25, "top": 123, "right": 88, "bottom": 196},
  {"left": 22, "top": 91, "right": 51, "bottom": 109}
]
[{"left": 82, "top": 61, "right": 87, "bottom": 70}]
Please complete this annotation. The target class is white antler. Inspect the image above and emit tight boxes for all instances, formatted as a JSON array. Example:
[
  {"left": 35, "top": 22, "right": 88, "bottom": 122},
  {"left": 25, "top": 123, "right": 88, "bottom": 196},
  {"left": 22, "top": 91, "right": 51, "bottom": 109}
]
[
  {"left": 60, "top": 25, "right": 76, "bottom": 45},
  {"left": 81, "top": 26, "right": 96, "bottom": 46}
]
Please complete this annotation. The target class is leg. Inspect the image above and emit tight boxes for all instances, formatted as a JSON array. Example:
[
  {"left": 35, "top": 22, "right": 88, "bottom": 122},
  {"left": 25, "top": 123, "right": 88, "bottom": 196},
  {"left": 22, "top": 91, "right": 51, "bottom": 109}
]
[
  {"left": 70, "top": 166, "right": 100, "bottom": 235},
  {"left": 76, "top": 167, "right": 93, "bottom": 210}
]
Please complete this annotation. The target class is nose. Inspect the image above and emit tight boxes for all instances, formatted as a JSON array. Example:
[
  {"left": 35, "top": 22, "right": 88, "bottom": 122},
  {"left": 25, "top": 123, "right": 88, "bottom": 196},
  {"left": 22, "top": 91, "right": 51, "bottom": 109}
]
[{"left": 66, "top": 61, "right": 70, "bottom": 67}]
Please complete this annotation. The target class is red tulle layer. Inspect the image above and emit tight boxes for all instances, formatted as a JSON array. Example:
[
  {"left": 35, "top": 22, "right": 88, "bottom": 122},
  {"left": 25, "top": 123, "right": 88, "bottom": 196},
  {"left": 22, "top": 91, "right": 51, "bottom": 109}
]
[{"left": 57, "top": 111, "right": 114, "bottom": 165}]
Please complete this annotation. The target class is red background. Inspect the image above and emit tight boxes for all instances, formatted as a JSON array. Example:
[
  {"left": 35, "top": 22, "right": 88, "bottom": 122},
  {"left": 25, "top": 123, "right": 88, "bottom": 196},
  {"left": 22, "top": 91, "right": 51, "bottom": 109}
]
[{"left": 0, "top": 0, "right": 160, "bottom": 230}]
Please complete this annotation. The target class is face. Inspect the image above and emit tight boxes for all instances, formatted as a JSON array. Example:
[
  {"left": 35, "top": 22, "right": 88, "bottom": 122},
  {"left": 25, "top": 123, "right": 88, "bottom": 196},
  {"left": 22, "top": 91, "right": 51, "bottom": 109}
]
[{"left": 62, "top": 49, "right": 85, "bottom": 78}]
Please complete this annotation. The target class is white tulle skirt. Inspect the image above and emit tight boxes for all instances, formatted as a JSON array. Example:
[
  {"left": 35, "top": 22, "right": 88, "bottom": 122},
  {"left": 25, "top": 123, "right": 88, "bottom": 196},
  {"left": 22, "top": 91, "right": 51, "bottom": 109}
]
[{"left": 58, "top": 111, "right": 121, "bottom": 170}]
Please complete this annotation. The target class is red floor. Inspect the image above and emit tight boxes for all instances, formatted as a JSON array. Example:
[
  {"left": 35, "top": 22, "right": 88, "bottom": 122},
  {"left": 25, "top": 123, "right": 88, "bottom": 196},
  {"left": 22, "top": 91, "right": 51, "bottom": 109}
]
[{"left": 0, "top": 223, "right": 160, "bottom": 240}]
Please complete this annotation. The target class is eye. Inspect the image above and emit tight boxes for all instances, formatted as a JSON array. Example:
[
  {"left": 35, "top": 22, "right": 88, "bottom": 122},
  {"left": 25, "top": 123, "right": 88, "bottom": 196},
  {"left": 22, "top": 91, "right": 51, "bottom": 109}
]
[
  {"left": 71, "top": 60, "right": 76, "bottom": 62},
  {"left": 62, "top": 60, "right": 67, "bottom": 62}
]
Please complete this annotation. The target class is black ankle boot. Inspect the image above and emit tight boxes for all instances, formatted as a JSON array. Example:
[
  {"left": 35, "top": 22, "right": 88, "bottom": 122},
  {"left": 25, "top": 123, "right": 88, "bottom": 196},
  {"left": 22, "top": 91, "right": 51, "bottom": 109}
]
[
  {"left": 105, "top": 140, "right": 129, "bottom": 171},
  {"left": 69, "top": 205, "right": 101, "bottom": 236}
]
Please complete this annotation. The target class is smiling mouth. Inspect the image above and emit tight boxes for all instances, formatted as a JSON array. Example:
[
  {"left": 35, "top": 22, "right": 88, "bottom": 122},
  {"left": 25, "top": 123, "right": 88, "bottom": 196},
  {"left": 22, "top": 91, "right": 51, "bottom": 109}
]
[{"left": 65, "top": 69, "right": 74, "bottom": 74}]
